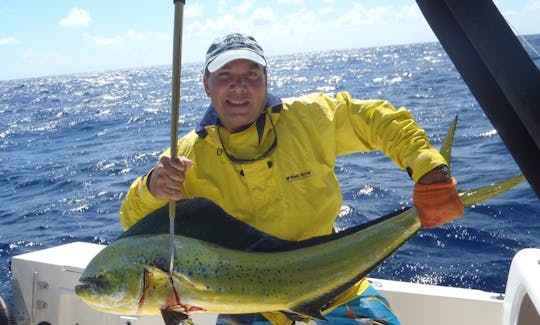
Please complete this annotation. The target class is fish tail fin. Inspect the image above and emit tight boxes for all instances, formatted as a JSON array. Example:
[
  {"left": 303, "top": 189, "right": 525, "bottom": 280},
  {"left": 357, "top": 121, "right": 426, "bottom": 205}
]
[{"left": 459, "top": 174, "right": 525, "bottom": 206}]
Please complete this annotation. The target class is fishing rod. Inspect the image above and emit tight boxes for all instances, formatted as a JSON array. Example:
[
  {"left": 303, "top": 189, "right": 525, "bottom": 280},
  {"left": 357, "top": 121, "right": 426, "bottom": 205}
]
[{"left": 169, "top": 0, "right": 185, "bottom": 276}]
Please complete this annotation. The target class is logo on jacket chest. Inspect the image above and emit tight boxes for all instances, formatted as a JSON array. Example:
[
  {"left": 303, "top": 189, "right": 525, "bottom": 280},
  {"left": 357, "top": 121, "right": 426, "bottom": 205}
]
[{"left": 285, "top": 170, "right": 314, "bottom": 183}]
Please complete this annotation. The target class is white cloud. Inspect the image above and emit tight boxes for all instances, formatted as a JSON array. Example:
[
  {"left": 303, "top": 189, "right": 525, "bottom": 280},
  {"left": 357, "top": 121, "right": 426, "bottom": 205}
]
[
  {"left": 22, "top": 49, "right": 69, "bottom": 66},
  {"left": 319, "top": 7, "right": 335, "bottom": 15},
  {"left": 335, "top": 4, "right": 393, "bottom": 26},
  {"left": 0, "top": 37, "right": 19, "bottom": 45},
  {"left": 127, "top": 29, "right": 145, "bottom": 41},
  {"left": 190, "top": 14, "right": 243, "bottom": 35},
  {"left": 251, "top": 7, "right": 276, "bottom": 26},
  {"left": 84, "top": 33, "right": 124, "bottom": 46},
  {"left": 155, "top": 33, "right": 170, "bottom": 42},
  {"left": 82, "top": 29, "right": 149, "bottom": 46},
  {"left": 284, "top": 7, "right": 317, "bottom": 28},
  {"left": 216, "top": 0, "right": 233, "bottom": 16},
  {"left": 277, "top": 0, "right": 304, "bottom": 4},
  {"left": 235, "top": 0, "right": 252, "bottom": 14},
  {"left": 332, "top": 3, "right": 428, "bottom": 36},
  {"left": 179, "top": 1, "right": 439, "bottom": 63},
  {"left": 394, "top": 4, "right": 425, "bottom": 23},
  {"left": 185, "top": 3, "right": 204, "bottom": 18},
  {"left": 59, "top": 8, "right": 91, "bottom": 28},
  {"left": 186, "top": 21, "right": 206, "bottom": 34}
]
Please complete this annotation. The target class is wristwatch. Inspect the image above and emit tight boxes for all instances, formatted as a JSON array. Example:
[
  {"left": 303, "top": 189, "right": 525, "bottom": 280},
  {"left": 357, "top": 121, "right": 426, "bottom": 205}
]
[{"left": 434, "top": 164, "right": 451, "bottom": 177}]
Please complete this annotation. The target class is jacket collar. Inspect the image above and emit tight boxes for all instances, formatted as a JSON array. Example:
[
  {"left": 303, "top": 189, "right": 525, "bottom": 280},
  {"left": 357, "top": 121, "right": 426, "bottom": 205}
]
[{"left": 196, "top": 93, "right": 282, "bottom": 137}]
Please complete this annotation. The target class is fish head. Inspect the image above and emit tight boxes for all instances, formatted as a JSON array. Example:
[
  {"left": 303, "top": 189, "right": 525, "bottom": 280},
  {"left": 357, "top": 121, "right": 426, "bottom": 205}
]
[{"left": 75, "top": 239, "right": 148, "bottom": 315}]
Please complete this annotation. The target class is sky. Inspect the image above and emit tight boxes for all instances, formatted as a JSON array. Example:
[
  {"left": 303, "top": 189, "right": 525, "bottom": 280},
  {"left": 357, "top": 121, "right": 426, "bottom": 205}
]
[{"left": 1, "top": 0, "right": 539, "bottom": 81}]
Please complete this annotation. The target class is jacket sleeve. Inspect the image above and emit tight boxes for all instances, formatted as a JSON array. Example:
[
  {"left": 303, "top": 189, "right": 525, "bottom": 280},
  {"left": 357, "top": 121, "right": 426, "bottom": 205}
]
[
  {"left": 332, "top": 92, "right": 447, "bottom": 182},
  {"left": 119, "top": 170, "right": 168, "bottom": 230},
  {"left": 119, "top": 132, "right": 199, "bottom": 230}
]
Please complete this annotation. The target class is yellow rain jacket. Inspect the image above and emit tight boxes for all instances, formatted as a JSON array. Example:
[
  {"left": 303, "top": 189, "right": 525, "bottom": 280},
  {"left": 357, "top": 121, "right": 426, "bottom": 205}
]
[{"left": 119, "top": 91, "right": 447, "bottom": 320}]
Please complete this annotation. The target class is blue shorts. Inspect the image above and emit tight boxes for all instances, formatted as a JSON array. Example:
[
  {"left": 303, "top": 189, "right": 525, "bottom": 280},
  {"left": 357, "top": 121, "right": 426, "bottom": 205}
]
[{"left": 216, "top": 284, "right": 401, "bottom": 325}]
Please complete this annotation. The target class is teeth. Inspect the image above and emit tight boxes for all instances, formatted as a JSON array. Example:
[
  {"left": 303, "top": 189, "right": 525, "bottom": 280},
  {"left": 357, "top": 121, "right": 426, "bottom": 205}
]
[{"left": 229, "top": 100, "right": 245, "bottom": 104}]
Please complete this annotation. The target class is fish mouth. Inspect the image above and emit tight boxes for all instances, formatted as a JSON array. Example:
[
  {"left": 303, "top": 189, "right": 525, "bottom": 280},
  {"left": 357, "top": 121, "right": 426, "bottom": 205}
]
[
  {"left": 75, "top": 279, "right": 97, "bottom": 297},
  {"left": 75, "top": 275, "right": 109, "bottom": 297},
  {"left": 75, "top": 277, "right": 135, "bottom": 312}
]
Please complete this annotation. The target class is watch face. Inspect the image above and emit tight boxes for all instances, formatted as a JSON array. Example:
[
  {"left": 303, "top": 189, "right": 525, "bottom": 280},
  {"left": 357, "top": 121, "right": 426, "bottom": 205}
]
[{"left": 437, "top": 165, "right": 450, "bottom": 176}]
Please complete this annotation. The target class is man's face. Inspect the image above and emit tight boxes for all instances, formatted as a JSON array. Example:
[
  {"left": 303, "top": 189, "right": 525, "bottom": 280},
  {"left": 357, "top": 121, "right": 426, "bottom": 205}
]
[{"left": 203, "top": 59, "right": 267, "bottom": 132}]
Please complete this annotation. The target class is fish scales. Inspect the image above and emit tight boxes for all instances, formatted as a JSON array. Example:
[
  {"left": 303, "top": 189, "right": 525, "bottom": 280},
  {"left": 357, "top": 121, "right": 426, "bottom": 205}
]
[{"left": 85, "top": 208, "right": 418, "bottom": 315}]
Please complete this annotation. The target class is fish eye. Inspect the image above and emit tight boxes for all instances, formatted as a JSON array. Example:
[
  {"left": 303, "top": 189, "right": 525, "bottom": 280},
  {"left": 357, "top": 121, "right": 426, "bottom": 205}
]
[{"left": 95, "top": 273, "right": 107, "bottom": 286}]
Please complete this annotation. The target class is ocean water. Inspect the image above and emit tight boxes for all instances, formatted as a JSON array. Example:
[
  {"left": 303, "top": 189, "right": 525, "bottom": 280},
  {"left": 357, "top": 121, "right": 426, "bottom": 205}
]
[{"left": 1, "top": 35, "right": 539, "bottom": 308}]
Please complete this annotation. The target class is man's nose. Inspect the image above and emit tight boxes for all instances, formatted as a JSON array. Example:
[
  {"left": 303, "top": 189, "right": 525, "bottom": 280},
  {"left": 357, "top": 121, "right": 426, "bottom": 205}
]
[{"left": 229, "top": 76, "right": 247, "bottom": 90}]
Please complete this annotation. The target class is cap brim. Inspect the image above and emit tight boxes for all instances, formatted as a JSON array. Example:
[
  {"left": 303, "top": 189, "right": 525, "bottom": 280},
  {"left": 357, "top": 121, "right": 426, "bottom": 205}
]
[{"left": 206, "top": 49, "right": 267, "bottom": 72}]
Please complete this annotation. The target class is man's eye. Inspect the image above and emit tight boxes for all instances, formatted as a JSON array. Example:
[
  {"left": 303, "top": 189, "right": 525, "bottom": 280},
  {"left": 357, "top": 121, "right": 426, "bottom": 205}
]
[{"left": 246, "top": 71, "right": 260, "bottom": 80}]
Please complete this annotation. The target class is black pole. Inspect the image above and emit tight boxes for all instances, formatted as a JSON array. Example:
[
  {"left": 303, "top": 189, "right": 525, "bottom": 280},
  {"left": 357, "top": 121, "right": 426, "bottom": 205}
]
[{"left": 416, "top": 0, "right": 540, "bottom": 198}]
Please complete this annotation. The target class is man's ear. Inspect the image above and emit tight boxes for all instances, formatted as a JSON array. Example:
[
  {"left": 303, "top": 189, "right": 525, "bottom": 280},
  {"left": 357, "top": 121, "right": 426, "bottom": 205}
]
[{"left": 203, "top": 75, "right": 210, "bottom": 96}]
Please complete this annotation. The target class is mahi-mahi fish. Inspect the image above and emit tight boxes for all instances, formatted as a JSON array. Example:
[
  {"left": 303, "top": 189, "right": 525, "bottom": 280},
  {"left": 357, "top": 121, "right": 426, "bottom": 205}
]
[{"left": 75, "top": 117, "right": 525, "bottom": 324}]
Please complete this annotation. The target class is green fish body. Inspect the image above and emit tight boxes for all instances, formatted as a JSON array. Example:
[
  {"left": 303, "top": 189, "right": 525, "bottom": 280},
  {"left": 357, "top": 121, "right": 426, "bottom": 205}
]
[{"left": 76, "top": 207, "right": 420, "bottom": 318}]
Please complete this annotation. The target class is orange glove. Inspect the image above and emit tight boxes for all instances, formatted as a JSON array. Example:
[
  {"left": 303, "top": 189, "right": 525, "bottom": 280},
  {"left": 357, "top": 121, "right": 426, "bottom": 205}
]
[{"left": 413, "top": 178, "right": 464, "bottom": 228}]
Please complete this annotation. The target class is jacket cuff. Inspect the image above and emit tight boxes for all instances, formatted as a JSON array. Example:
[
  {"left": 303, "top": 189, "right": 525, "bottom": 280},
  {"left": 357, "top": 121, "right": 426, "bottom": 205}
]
[
  {"left": 406, "top": 148, "right": 449, "bottom": 183},
  {"left": 135, "top": 171, "right": 167, "bottom": 206}
]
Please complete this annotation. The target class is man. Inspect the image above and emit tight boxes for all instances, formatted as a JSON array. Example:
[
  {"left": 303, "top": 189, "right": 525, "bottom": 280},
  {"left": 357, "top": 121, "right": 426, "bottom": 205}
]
[{"left": 120, "top": 33, "right": 463, "bottom": 324}]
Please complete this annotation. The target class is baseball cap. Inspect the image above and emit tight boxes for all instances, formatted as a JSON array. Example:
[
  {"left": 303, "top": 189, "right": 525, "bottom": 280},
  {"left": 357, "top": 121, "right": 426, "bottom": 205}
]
[{"left": 204, "top": 33, "right": 267, "bottom": 73}]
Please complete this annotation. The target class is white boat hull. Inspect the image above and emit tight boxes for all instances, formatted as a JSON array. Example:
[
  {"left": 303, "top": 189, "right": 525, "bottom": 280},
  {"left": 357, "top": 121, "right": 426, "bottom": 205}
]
[{"left": 9, "top": 242, "right": 540, "bottom": 325}]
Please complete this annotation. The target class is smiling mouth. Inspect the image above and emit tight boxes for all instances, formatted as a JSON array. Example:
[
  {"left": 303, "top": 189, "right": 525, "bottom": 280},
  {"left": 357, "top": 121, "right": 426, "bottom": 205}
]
[{"left": 227, "top": 99, "right": 249, "bottom": 105}]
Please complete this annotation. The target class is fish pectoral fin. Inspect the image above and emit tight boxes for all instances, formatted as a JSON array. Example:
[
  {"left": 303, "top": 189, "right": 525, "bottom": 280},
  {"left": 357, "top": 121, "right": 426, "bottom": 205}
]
[
  {"left": 144, "top": 265, "right": 172, "bottom": 287},
  {"left": 144, "top": 265, "right": 204, "bottom": 291},
  {"left": 160, "top": 308, "right": 194, "bottom": 325},
  {"left": 144, "top": 264, "right": 209, "bottom": 295},
  {"left": 288, "top": 303, "right": 328, "bottom": 321},
  {"left": 170, "top": 269, "right": 210, "bottom": 292}
]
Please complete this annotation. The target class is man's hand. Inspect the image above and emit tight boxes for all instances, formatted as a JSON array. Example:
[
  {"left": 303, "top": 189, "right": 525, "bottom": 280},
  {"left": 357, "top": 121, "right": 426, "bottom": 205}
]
[
  {"left": 413, "top": 167, "right": 464, "bottom": 228},
  {"left": 147, "top": 155, "right": 193, "bottom": 201}
]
